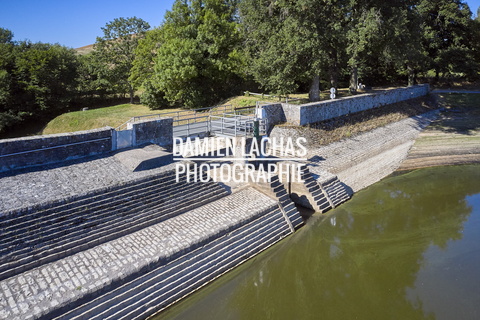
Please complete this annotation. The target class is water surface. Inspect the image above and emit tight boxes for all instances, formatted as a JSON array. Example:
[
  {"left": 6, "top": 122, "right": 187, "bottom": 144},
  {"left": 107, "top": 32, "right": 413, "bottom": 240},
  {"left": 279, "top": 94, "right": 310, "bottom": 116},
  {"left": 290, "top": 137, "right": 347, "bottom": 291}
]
[{"left": 159, "top": 165, "right": 480, "bottom": 320}]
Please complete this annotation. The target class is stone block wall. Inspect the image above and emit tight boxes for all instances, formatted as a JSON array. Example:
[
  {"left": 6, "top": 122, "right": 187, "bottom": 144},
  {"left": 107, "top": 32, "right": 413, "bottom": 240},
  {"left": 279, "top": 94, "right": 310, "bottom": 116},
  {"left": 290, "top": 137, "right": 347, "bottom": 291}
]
[
  {"left": 261, "top": 84, "right": 430, "bottom": 126},
  {"left": 0, "top": 127, "right": 113, "bottom": 172}
]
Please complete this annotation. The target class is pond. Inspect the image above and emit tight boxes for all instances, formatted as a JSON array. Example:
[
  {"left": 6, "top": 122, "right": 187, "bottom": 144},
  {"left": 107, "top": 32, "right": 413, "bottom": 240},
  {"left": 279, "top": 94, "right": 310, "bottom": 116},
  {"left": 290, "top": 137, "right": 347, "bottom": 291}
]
[{"left": 158, "top": 165, "right": 480, "bottom": 320}]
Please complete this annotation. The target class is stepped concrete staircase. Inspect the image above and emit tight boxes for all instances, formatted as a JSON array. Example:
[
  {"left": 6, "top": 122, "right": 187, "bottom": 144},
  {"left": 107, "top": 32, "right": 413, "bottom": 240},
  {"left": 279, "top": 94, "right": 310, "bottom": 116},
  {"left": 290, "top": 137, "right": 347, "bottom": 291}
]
[
  {"left": 268, "top": 175, "right": 304, "bottom": 230},
  {"left": 0, "top": 168, "right": 303, "bottom": 320},
  {"left": 0, "top": 171, "right": 228, "bottom": 281},
  {"left": 283, "top": 164, "right": 350, "bottom": 213}
]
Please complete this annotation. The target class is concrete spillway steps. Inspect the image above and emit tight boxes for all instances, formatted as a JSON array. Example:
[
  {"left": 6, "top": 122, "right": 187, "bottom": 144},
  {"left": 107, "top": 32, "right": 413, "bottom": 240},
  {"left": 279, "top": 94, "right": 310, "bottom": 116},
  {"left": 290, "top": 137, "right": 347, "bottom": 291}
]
[
  {"left": 269, "top": 176, "right": 304, "bottom": 229},
  {"left": 322, "top": 176, "right": 350, "bottom": 207},
  {"left": 299, "top": 166, "right": 334, "bottom": 213},
  {"left": 0, "top": 170, "right": 228, "bottom": 281},
  {"left": 299, "top": 165, "right": 350, "bottom": 212},
  {"left": 0, "top": 187, "right": 299, "bottom": 320}
]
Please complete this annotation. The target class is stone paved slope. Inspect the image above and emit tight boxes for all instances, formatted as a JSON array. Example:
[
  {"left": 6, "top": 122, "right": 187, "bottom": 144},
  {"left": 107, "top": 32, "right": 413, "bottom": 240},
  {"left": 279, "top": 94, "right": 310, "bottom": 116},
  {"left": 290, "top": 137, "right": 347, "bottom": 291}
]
[
  {"left": 0, "top": 154, "right": 177, "bottom": 213},
  {"left": 0, "top": 188, "right": 278, "bottom": 320},
  {"left": 399, "top": 124, "right": 480, "bottom": 170},
  {"left": 0, "top": 170, "right": 228, "bottom": 281},
  {"left": 307, "top": 111, "right": 440, "bottom": 192}
]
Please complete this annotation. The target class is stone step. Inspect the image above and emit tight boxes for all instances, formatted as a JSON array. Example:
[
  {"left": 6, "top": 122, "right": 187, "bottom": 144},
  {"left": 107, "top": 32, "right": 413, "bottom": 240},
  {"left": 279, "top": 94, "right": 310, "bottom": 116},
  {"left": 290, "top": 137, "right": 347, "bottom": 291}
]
[
  {"left": 1, "top": 183, "right": 225, "bottom": 263},
  {"left": 0, "top": 171, "right": 190, "bottom": 229},
  {"left": 0, "top": 178, "right": 208, "bottom": 248},
  {"left": 0, "top": 170, "right": 177, "bottom": 223},
  {"left": 0, "top": 188, "right": 276, "bottom": 320},
  {"left": 0, "top": 185, "right": 229, "bottom": 281},
  {"left": 0, "top": 180, "right": 219, "bottom": 255},
  {"left": 55, "top": 207, "right": 291, "bottom": 320},
  {"left": 0, "top": 186, "right": 229, "bottom": 278}
]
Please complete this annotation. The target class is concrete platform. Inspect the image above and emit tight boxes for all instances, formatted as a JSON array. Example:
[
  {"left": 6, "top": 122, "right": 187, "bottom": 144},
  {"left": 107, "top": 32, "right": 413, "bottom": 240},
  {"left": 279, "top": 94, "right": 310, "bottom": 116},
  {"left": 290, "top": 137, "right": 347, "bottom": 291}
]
[{"left": 113, "top": 144, "right": 173, "bottom": 172}]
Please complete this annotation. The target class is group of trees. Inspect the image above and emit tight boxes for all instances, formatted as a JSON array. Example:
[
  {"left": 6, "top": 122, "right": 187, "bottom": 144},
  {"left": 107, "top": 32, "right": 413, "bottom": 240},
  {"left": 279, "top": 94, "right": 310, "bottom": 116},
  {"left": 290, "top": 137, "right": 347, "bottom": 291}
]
[
  {"left": 0, "top": 18, "right": 149, "bottom": 133},
  {"left": 0, "top": 29, "right": 79, "bottom": 133},
  {"left": 1, "top": 0, "right": 480, "bottom": 134},
  {"left": 133, "top": 0, "right": 480, "bottom": 108}
]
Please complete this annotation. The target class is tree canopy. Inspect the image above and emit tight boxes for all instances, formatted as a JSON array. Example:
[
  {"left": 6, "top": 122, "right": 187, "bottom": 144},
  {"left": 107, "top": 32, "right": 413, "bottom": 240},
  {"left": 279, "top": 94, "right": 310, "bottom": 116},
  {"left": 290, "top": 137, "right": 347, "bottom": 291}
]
[
  {"left": 94, "top": 17, "right": 150, "bottom": 103},
  {"left": 0, "top": 37, "right": 79, "bottom": 133},
  {"left": 1, "top": 0, "right": 480, "bottom": 135},
  {"left": 138, "top": 0, "right": 245, "bottom": 109}
]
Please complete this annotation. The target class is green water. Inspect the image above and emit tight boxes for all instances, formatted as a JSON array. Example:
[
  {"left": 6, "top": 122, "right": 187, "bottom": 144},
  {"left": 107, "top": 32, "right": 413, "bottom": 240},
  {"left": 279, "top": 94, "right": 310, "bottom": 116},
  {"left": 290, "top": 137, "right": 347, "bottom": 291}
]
[{"left": 159, "top": 165, "right": 480, "bottom": 320}]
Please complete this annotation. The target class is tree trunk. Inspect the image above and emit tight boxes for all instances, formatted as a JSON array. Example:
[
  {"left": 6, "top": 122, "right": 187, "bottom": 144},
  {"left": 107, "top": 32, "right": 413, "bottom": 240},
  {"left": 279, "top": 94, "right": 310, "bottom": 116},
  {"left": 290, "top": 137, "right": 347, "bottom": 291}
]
[
  {"left": 129, "top": 85, "right": 134, "bottom": 104},
  {"left": 309, "top": 74, "right": 320, "bottom": 102},
  {"left": 349, "top": 66, "right": 358, "bottom": 94},
  {"left": 329, "top": 63, "right": 338, "bottom": 89},
  {"left": 329, "top": 50, "right": 339, "bottom": 89},
  {"left": 407, "top": 65, "right": 416, "bottom": 87}
]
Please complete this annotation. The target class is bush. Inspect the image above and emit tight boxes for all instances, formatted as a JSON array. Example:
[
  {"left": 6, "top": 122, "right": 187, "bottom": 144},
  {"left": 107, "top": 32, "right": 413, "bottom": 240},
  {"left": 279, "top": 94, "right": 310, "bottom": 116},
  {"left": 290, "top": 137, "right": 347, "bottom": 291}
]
[{"left": 140, "top": 81, "right": 169, "bottom": 110}]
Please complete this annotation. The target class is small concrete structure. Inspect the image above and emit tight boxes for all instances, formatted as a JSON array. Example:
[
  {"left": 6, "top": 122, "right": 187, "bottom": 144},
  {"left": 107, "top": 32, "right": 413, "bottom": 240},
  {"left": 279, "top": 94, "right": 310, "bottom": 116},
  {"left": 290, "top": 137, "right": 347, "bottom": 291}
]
[
  {"left": 114, "top": 144, "right": 173, "bottom": 171},
  {"left": 131, "top": 117, "right": 173, "bottom": 147}
]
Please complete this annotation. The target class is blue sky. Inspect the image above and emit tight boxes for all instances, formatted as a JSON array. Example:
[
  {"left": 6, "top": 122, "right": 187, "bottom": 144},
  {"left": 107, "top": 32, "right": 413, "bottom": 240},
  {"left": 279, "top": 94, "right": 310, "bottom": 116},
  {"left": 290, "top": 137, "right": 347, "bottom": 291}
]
[
  {"left": 1, "top": 0, "right": 480, "bottom": 49},
  {"left": 0, "top": 0, "right": 176, "bottom": 48}
]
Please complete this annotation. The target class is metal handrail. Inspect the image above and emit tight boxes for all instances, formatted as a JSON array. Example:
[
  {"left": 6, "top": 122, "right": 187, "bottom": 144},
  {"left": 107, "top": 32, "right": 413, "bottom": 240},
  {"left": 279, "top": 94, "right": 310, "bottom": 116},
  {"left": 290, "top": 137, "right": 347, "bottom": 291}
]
[
  {"left": 210, "top": 114, "right": 267, "bottom": 137},
  {"left": 116, "top": 104, "right": 234, "bottom": 131}
]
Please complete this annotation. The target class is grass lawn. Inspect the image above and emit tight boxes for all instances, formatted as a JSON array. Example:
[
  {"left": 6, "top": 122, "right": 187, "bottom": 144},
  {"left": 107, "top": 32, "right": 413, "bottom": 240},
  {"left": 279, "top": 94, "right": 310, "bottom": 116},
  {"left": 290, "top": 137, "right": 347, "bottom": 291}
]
[{"left": 42, "top": 104, "right": 181, "bottom": 134}]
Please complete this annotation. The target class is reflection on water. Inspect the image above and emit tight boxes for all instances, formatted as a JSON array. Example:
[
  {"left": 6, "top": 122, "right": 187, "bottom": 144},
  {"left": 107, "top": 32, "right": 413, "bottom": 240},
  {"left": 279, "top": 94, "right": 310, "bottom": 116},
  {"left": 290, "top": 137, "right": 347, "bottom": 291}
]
[{"left": 158, "top": 165, "right": 480, "bottom": 320}]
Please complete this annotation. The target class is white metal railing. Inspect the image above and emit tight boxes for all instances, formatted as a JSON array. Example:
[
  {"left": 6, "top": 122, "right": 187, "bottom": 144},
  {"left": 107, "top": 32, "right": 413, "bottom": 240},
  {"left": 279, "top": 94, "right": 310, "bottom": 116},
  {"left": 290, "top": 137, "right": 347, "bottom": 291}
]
[
  {"left": 210, "top": 114, "right": 267, "bottom": 137},
  {"left": 116, "top": 104, "right": 234, "bottom": 131}
]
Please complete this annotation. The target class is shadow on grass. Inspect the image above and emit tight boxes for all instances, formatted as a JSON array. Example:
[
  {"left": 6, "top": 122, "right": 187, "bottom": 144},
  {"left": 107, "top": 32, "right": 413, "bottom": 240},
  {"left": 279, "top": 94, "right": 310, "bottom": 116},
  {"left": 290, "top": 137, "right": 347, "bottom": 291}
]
[{"left": 433, "top": 93, "right": 480, "bottom": 134}]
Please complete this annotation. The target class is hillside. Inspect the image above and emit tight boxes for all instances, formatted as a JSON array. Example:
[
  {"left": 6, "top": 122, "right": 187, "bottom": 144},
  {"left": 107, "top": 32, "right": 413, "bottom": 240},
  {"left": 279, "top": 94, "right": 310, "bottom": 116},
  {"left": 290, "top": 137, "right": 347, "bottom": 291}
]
[{"left": 75, "top": 44, "right": 94, "bottom": 55}]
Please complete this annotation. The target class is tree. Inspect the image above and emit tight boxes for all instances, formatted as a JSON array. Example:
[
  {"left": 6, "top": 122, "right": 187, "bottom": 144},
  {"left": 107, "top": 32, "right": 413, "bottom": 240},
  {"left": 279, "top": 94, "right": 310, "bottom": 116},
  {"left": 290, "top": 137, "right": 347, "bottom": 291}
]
[
  {"left": 345, "top": 0, "right": 388, "bottom": 93},
  {"left": 0, "top": 28, "right": 13, "bottom": 44},
  {"left": 0, "top": 40, "right": 79, "bottom": 133},
  {"left": 240, "top": 0, "right": 330, "bottom": 101},
  {"left": 418, "top": 0, "right": 475, "bottom": 80},
  {"left": 94, "top": 17, "right": 150, "bottom": 103},
  {"left": 130, "top": 28, "right": 164, "bottom": 90},
  {"left": 381, "top": 1, "right": 426, "bottom": 86},
  {"left": 145, "top": 0, "right": 245, "bottom": 109}
]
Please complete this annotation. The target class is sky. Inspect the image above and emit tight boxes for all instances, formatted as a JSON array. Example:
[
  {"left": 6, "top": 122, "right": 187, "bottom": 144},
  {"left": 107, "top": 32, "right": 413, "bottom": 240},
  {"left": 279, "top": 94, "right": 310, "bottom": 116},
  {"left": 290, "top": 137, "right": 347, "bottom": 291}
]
[
  {"left": 0, "top": 0, "right": 176, "bottom": 48},
  {"left": 1, "top": 0, "right": 480, "bottom": 49}
]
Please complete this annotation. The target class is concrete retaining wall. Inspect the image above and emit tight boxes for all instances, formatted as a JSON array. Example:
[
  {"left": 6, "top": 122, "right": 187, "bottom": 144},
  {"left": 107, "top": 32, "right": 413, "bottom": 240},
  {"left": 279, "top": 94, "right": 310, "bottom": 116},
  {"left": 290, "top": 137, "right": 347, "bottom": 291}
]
[
  {"left": 0, "top": 117, "right": 174, "bottom": 173},
  {"left": 0, "top": 127, "right": 114, "bottom": 172},
  {"left": 261, "top": 84, "right": 430, "bottom": 127},
  {"left": 131, "top": 117, "right": 173, "bottom": 147}
]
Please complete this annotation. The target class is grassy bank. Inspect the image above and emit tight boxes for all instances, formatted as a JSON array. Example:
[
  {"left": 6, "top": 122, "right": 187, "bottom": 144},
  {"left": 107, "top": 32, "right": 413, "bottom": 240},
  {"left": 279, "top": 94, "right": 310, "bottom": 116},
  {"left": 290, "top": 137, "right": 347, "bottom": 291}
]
[
  {"left": 40, "top": 88, "right": 386, "bottom": 135},
  {"left": 42, "top": 104, "right": 178, "bottom": 134}
]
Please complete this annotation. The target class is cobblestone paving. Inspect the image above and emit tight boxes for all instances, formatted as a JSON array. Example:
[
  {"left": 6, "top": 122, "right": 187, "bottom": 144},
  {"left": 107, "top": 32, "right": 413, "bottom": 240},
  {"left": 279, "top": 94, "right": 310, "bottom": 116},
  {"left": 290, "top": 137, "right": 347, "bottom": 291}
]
[
  {"left": 0, "top": 187, "right": 275, "bottom": 320},
  {"left": 307, "top": 111, "right": 440, "bottom": 192},
  {"left": 0, "top": 154, "right": 177, "bottom": 213}
]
